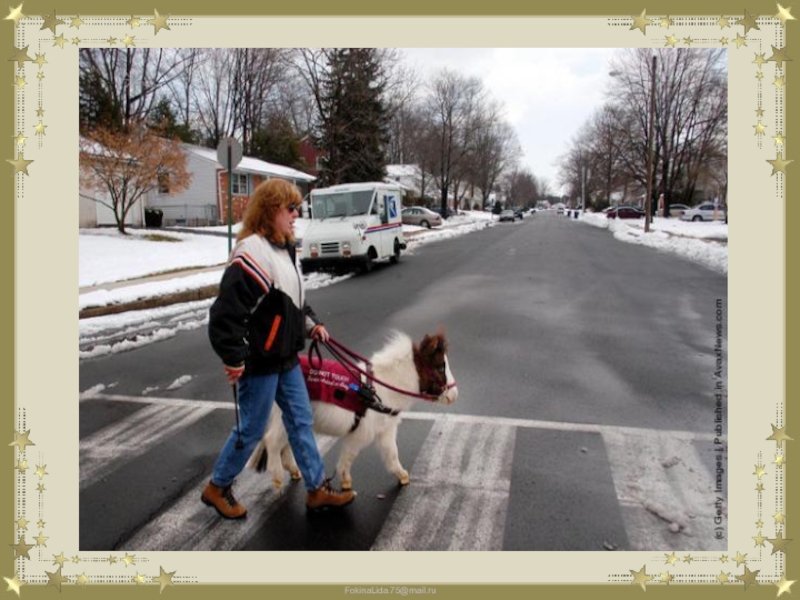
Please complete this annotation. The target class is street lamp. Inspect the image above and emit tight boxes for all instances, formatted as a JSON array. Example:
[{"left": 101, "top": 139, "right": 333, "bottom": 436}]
[{"left": 644, "top": 54, "right": 657, "bottom": 233}]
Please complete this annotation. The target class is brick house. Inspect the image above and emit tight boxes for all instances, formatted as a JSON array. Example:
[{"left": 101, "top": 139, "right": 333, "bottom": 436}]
[
  {"left": 298, "top": 135, "right": 324, "bottom": 179},
  {"left": 146, "top": 144, "right": 316, "bottom": 226}
]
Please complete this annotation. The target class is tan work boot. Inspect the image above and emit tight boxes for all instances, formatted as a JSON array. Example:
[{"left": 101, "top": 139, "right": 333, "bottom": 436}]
[
  {"left": 306, "top": 479, "right": 356, "bottom": 511},
  {"left": 201, "top": 481, "right": 247, "bottom": 519}
]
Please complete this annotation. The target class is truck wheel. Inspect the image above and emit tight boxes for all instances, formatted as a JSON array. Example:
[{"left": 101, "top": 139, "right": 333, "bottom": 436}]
[
  {"left": 361, "top": 248, "right": 377, "bottom": 273},
  {"left": 390, "top": 240, "right": 401, "bottom": 264}
]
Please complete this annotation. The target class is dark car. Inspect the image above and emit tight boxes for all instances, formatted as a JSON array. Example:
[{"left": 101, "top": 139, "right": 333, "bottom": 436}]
[
  {"left": 513, "top": 209, "right": 524, "bottom": 220},
  {"left": 429, "top": 206, "right": 452, "bottom": 219},
  {"left": 607, "top": 206, "right": 645, "bottom": 219}
]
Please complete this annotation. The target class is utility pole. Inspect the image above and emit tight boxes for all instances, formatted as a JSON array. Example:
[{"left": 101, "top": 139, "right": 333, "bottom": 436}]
[{"left": 644, "top": 54, "right": 656, "bottom": 233}]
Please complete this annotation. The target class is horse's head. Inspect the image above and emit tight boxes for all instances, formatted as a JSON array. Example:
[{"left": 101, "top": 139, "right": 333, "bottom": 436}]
[{"left": 414, "top": 330, "right": 458, "bottom": 405}]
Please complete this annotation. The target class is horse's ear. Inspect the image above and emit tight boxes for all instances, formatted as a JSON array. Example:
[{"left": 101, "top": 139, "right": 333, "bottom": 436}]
[
  {"left": 435, "top": 328, "right": 447, "bottom": 352},
  {"left": 419, "top": 334, "right": 436, "bottom": 358}
]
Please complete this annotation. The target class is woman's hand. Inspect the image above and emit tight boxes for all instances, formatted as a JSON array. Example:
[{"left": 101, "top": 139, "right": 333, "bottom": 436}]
[
  {"left": 224, "top": 364, "right": 245, "bottom": 385},
  {"left": 311, "top": 324, "right": 330, "bottom": 343}
]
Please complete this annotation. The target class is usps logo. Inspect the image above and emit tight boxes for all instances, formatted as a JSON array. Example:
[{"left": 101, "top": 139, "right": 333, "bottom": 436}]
[{"left": 388, "top": 196, "right": 397, "bottom": 218}]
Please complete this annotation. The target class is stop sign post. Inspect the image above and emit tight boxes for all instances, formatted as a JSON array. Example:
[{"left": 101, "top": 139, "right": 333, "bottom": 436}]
[{"left": 216, "top": 138, "right": 243, "bottom": 254}]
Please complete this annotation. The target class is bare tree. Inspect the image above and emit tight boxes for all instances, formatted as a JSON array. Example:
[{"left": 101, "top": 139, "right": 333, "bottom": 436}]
[
  {"left": 501, "top": 168, "right": 539, "bottom": 208},
  {"left": 193, "top": 49, "right": 237, "bottom": 148},
  {"left": 167, "top": 48, "right": 205, "bottom": 129},
  {"left": 607, "top": 48, "right": 727, "bottom": 211},
  {"left": 424, "top": 69, "right": 485, "bottom": 212},
  {"left": 80, "top": 122, "right": 192, "bottom": 234},
  {"left": 193, "top": 49, "right": 288, "bottom": 152},
  {"left": 468, "top": 102, "right": 521, "bottom": 210},
  {"left": 79, "top": 48, "right": 191, "bottom": 131}
]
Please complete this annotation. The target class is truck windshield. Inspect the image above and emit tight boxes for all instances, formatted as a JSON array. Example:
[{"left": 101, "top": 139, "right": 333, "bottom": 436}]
[{"left": 310, "top": 190, "right": 374, "bottom": 219}]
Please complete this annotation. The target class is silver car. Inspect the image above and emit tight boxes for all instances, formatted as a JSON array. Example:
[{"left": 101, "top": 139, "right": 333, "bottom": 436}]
[
  {"left": 401, "top": 207, "right": 442, "bottom": 229},
  {"left": 680, "top": 202, "right": 727, "bottom": 222},
  {"left": 668, "top": 203, "right": 690, "bottom": 217}
]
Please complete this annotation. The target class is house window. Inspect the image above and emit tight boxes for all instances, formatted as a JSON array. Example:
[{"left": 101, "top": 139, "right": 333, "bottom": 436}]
[
  {"left": 157, "top": 172, "right": 170, "bottom": 194},
  {"left": 232, "top": 173, "right": 249, "bottom": 196}
]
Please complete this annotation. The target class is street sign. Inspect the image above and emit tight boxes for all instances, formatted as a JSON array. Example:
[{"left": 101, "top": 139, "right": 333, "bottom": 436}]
[
  {"left": 216, "top": 137, "right": 243, "bottom": 171},
  {"left": 216, "top": 137, "right": 243, "bottom": 255}
]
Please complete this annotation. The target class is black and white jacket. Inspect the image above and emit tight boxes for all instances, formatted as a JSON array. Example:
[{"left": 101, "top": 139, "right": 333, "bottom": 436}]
[{"left": 208, "top": 234, "right": 321, "bottom": 374}]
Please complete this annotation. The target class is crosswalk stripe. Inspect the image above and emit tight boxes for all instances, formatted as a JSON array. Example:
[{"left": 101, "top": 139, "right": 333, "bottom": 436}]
[
  {"left": 79, "top": 404, "right": 216, "bottom": 491},
  {"left": 124, "top": 436, "right": 338, "bottom": 551},
  {"left": 82, "top": 393, "right": 721, "bottom": 442},
  {"left": 602, "top": 429, "right": 725, "bottom": 551},
  {"left": 371, "top": 419, "right": 515, "bottom": 551},
  {"left": 80, "top": 393, "right": 726, "bottom": 551}
]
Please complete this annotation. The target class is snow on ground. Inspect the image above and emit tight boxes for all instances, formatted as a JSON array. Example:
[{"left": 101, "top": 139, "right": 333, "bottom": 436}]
[
  {"left": 166, "top": 375, "right": 193, "bottom": 390},
  {"left": 79, "top": 228, "right": 230, "bottom": 287},
  {"left": 79, "top": 211, "right": 496, "bottom": 309},
  {"left": 79, "top": 209, "right": 726, "bottom": 360},
  {"left": 78, "top": 211, "right": 496, "bottom": 359},
  {"left": 577, "top": 211, "right": 728, "bottom": 274}
]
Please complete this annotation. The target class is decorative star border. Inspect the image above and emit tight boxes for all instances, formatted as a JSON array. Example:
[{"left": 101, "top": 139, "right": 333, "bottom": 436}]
[
  {"left": 4, "top": 6, "right": 188, "bottom": 594},
  {"left": 1, "top": 3, "right": 794, "bottom": 593},
  {"left": 6, "top": 423, "right": 181, "bottom": 595},
  {"left": 627, "top": 6, "right": 793, "bottom": 179},
  {"left": 624, "top": 420, "right": 793, "bottom": 593},
  {"left": 5, "top": 6, "right": 175, "bottom": 178}
]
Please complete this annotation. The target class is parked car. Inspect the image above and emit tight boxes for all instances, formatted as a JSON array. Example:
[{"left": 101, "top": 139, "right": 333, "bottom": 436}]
[
  {"left": 429, "top": 206, "right": 452, "bottom": 219},
  {"left": 680, "top": 202, "right": 727, "bottom": 222},
  {"left": 513, "top": 209, "right": 525, "bottom": 220},
  {"left": 607, "top": 206, "right": 645, "bottom": 219},
  {"left": 401, "top": 206, "right": 442, "bottom": 229},
  {"left": 499, "top": 209, "right": 516, "bottom": 222},
  {"left": 668, "top": 203, "right": 690, "bottom": 218}
]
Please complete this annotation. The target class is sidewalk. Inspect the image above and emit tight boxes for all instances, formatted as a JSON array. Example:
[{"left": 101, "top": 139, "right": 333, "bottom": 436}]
[{"left": 79, "top": 264, "right": 225, "bottom": 295}]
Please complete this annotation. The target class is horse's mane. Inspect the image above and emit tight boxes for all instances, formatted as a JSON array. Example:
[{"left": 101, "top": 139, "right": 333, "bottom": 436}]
[{"left": 370, "top": 331, "right": 414, "bottom": 368}]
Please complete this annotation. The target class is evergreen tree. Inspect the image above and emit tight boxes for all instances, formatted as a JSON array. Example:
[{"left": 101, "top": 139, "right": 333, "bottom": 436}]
[
  {"left": 79, "top": 63, "right": 120, "bottom": 133},
  {"left": 148, "top": 97, "right": 199, "bottom": 144},
  {"left": 251, "top": 114, "right": 303, "bottom": 169},
  {"left": 316, "top": 49, "right": 389, "bottom": 185}
]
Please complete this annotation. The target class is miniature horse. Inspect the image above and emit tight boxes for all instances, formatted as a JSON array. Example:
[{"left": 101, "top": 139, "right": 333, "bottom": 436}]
[{"left": 248, "top": 331, "right": 458, "bottom": 490}]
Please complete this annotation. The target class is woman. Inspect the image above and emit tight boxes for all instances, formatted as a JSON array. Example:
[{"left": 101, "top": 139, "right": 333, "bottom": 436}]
[{"left": 203, "top": 178, "right": 355, "bottom": 518}]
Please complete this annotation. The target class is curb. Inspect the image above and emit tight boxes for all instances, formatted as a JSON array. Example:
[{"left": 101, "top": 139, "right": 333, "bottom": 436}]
[{"left": 79, "top": 285, "right": 219, "bottom": 320}]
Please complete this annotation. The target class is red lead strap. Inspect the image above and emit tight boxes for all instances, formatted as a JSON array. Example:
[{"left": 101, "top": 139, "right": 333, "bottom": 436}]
[{"left": 310, "top": 337, "right": 455, "bottom": 402}]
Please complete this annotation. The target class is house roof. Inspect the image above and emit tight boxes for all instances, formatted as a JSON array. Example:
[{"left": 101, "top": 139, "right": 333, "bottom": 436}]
[
  {"left": 311, "top": 181, "right": 404, "bottom": 194},
  {"left": 386, "top": 164, "right": 420, "bottom": 178},
  {"left": 183, "top": 143, "right": 316, "bottom": 183}
]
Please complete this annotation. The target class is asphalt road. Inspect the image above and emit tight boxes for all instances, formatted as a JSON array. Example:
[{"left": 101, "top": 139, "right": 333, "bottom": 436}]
[{"left": 80, "top": 212, "right": 728, "bottom": 552}]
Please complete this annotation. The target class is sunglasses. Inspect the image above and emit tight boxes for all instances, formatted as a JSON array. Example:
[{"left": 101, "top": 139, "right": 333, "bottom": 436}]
[{"left": 287, "top": 204, "right": 301, "bottom": 214}]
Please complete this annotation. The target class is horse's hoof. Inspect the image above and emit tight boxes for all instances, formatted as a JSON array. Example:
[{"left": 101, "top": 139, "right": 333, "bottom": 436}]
[
  {"left": 341, "top": 480, "right": 353, "bottom": 491},
  {"left": 398, "top": 473, "right": 410, "bottom": 486},
  {"left": 289, "top": 468, "right": 301, "bottom": 480},
  {"left": 272, "top": 479, "right": 283, "bottom": 490}
]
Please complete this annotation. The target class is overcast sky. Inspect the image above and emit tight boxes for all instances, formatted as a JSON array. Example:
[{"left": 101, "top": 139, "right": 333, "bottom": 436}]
[{"left": 400, "top": 48, "right": 618, "bottom": 195}]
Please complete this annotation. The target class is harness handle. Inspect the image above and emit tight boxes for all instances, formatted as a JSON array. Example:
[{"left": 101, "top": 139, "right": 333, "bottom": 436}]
[{"left": 308, "top": 338, "right": 324, "bottom": 369}]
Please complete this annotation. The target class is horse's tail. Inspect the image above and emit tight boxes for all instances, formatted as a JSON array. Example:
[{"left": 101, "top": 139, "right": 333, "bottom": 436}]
[{"left": 247, "top": 440, "right": 269, "bottom": 473}]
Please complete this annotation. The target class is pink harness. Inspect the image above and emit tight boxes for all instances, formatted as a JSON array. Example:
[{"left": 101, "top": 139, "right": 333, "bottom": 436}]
[{"left": 299, "top": 355, "right": 365, "bottom": 414}]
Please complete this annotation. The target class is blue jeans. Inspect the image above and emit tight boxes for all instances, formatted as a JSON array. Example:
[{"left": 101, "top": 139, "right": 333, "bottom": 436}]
[{"left": 211, "top": 363, "right": 326, "bottom": 492}]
